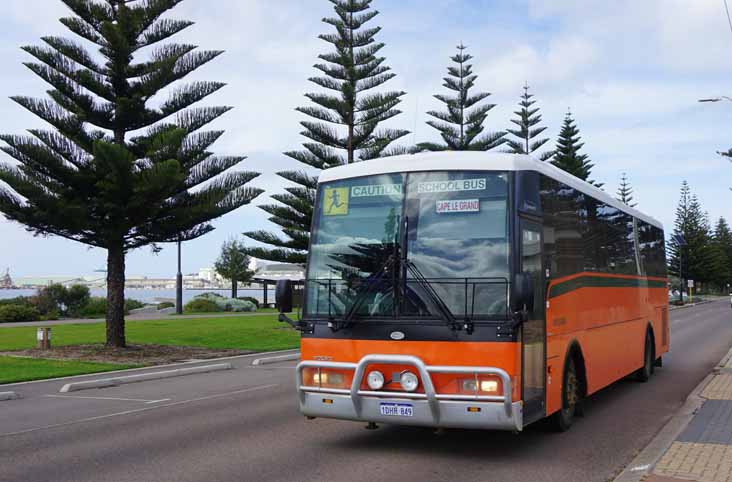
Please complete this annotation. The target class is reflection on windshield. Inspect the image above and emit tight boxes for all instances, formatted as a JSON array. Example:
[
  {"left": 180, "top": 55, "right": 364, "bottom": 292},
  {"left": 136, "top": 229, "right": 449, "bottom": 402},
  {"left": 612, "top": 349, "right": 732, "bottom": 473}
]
[{"left": 305, "top": 171, "right": 510, "bottom": 319}]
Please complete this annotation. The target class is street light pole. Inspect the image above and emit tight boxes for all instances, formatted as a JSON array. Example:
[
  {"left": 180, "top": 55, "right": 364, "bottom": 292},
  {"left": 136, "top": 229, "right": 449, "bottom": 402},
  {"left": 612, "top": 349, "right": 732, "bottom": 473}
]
[{"left": 176, "top": 240, "right": 183, "bottom": 315}]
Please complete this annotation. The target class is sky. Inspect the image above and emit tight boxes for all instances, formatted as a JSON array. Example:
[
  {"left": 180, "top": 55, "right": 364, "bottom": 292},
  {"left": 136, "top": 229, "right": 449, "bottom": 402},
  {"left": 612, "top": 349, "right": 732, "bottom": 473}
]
[{"left": 1, "top": 0, "right": 731, "bottom": 277}]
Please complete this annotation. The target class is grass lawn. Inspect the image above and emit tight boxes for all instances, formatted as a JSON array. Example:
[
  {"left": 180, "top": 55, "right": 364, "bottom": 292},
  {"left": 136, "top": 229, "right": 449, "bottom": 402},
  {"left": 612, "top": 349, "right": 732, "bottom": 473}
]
[
  {"left": 0, "top": 356, "right": 139, "bottom": 384},
  {"left": 0, "top": 314, "right": 300, "bottom": 353},
  {"left": 174, "top": 308, "right": 290, "bottom": 315}
]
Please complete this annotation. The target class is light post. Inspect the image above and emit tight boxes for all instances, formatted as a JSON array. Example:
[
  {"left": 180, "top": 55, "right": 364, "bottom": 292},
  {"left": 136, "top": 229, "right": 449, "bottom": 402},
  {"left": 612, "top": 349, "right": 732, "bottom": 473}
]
[
  {"left": 176, "top": 239, "right": 183, "bottom": 315},
  {"left": 673, "top": 234, "right": 687, "bottom": 305},
  {"left": 698, "top": 96, "right": 732, "bottom": 103}
]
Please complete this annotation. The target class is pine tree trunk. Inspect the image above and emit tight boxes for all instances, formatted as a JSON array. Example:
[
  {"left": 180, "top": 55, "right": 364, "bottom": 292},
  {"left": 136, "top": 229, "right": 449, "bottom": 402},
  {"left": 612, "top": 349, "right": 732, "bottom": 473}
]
[
  {"left": 232, "top": 280, "right": 238, "bottom": 299},
  {"left": 106, "top": 244, "right": 126, "bottom": 348}
]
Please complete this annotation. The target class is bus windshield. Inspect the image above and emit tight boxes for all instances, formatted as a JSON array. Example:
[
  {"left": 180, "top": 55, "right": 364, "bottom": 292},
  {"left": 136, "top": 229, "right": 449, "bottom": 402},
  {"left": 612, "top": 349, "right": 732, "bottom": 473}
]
[{"left": 305, "top": 171, "right": 510, "bottom": 320}]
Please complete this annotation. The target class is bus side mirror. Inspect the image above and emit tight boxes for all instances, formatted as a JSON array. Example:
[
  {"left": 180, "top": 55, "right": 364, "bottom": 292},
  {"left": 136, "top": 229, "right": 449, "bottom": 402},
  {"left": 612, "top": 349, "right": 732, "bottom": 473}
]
[
  {"left": 513, "top": 273, "right": 535, "bottom": 312},
  {"left": 276, "top": 280, "right": 293, "bottom": 314}
]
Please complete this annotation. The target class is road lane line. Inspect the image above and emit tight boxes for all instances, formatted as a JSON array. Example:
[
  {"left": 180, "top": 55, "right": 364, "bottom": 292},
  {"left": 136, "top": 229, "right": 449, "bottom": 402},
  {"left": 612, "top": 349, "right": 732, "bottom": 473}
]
[
  {"left": 44, "top": 395, "right": 167, "bottom": 403},
  {"left": 1, "top": 383, "right": 279, "bottom": 438}
]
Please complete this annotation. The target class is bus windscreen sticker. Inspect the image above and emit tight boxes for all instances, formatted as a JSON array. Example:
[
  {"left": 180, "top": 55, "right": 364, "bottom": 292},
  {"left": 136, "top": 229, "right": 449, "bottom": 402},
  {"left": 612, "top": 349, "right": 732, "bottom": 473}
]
[
  {"left": 417, "top": 178, "right": 487, "bottom": 194},
  {"left": 436, "top": 199, "right": 480, "bottom": 214},
  {"left": 323, "top": 187, "right": 349, "bottom": 216},
  {"left": 350, "top": 183, "right": 403, "bottom": 198}
]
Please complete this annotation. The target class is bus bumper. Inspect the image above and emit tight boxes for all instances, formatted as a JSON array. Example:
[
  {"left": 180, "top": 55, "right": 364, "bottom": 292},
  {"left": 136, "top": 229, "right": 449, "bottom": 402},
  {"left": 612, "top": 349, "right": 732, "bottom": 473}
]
[{"left": 296, "top": 354, "right": 523, "bottom": 431}]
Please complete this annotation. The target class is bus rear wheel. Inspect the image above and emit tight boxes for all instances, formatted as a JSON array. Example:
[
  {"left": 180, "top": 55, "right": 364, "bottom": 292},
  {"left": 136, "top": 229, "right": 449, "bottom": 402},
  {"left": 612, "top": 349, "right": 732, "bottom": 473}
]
[
  {"left": 551, "top": 359, "right": 579, "bottom": 432},
  {"left": 636, "top": 332, "right": 654, "bottom": 383}
]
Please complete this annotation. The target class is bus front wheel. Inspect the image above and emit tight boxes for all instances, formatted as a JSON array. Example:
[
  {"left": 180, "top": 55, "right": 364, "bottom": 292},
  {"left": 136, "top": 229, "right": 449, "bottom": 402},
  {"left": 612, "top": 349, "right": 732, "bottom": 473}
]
[
  {"left": 636, "top": 332, "right": 654, "bottom": 383},
  {"left": 551, "top": 359, "right": 580, "bottom": 432}
]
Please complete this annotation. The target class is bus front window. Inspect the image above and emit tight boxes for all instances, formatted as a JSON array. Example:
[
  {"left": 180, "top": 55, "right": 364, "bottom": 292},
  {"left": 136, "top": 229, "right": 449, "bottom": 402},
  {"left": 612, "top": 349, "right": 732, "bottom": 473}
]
[
  {"left": 405, "top": 172, "right": 510, "bottom": 317},
  {"left": 305, "top": 171, "right": 510, "bottom": 320},
  {"left": 305, "top": 174, "right": 404, "bottom": 318}
]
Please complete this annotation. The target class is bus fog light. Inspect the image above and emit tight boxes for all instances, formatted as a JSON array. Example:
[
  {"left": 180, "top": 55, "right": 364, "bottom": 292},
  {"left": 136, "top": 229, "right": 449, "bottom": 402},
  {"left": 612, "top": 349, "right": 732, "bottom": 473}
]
[
  {"left": 367, "top": 371, "right": 385, "bottom": 390},
  {"left": 400, "top": 372, "right": 419, "bottom": 392}
]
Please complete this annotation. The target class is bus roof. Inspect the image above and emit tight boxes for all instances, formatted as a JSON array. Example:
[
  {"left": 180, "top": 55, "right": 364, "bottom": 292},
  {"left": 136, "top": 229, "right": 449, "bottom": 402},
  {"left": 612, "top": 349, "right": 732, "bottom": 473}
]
[{"left": 318, "top": 152, "right": 663, "bottom": 229}]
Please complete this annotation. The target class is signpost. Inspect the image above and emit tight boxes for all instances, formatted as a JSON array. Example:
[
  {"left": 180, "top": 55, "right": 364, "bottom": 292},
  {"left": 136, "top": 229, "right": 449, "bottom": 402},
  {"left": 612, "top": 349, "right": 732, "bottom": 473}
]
[{"left": 687, "top": 279, "right": 694, "bottom": 303}]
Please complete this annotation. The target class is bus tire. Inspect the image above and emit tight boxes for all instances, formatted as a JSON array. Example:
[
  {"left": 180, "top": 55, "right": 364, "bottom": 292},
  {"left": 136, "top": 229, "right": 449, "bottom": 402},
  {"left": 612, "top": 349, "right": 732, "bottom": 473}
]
[
  {"left": 636, "top": 331, "right": 654, "bottom": 383},
  {"left": 551, "top": 358, "right": 580, "bottom": 432}
]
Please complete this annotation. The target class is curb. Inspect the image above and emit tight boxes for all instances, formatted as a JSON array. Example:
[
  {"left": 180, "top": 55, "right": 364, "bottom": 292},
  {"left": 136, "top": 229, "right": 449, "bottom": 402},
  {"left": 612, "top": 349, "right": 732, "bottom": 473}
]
[
  {"left": 0, "top": 391, "right": 20, "bottom": 401},
  {"left": 668, "top": 299, "right": 718, "bottom": 311},
  {"left": 251, "top": 352, "right": 300, "bottom": 366},
  {"left": 59, "top": 363, "right": 233, "bottom": 393},
  {"left": 612, "top": 345, "right": 732, "bottom": 482},
  {"left": 1, "top": 348, "right": 300, "bottom": 388}
]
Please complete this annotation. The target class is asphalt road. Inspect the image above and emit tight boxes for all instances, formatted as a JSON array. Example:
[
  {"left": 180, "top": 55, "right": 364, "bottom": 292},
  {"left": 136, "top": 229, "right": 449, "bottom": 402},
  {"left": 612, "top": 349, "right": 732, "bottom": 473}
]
[{"left": 1, "top": 301, "right": 731, "bottom": 482}]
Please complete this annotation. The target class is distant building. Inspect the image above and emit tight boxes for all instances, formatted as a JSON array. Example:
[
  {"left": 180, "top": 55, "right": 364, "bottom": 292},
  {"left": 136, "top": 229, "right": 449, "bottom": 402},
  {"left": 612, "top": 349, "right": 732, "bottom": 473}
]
[{"left": 0, "top": 269, "right": 13, "bottom": 289}]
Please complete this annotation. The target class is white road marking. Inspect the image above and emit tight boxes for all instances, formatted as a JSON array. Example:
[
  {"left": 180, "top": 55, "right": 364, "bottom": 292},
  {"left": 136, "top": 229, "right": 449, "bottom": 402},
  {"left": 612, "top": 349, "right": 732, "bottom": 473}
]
[
  {"left": 44, "top": 394, "right": 171, "bottom": 404},
  {"left": 630, "top": 464, "right": 651, "bottom": 472},
  {"left": 1, "top": 383, "right": 279, "bottom": 438}
]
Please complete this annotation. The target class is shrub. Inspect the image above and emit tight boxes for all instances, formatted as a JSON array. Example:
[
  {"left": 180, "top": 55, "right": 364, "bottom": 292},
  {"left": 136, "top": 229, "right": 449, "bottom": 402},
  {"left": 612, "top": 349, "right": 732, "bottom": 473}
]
[
  {"left": 157, "top": 301, "right": 175, "bottom": 310},
  {"left": 184, "top": 298, "right": 220, "bottom": 313},
  {"left": 238, "top": 296, "right": 260, "bottom": 309},
  {"left": 33, "top": 284, "right": 67, "bottom": 315},
  {"left": 77, "top": 297, "right": 108, "bottom": 318},
  {"left": 193, "top": 293, "right": 256, "bottom": 312},
  {"left": 0, "top": 304, "right": 40, "bottom": 323},
  {"left": 0, "top": 296, "right": 33, "bottom": 307},
  {"left": 64, "top": 285, "right": 90, "bottom": 317},
  {"left": 125, "top": 299, "right": 145, "bottom": 311}
]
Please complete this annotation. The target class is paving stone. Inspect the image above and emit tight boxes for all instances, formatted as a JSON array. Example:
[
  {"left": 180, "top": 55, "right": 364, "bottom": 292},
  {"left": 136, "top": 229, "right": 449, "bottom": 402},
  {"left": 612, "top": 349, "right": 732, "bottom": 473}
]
[
  {"left": 655, "top": 442, "right": 732, "bottom": 482},
  {"left": 703, "top": 374, "right": 732, "bottom": 400}
]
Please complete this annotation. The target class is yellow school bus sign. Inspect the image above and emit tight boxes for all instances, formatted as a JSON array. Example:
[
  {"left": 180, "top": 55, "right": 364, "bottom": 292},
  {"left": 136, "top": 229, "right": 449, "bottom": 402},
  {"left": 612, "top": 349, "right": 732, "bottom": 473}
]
[{"left": 323, "top": 187, "right": 349, "bottom": 216}]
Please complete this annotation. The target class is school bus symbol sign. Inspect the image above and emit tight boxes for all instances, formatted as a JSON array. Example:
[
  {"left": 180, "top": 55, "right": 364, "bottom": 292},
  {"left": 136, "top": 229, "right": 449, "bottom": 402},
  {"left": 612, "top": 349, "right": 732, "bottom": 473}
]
[{"left": 323, "top": 187, "right": 349, "bottom": 216}]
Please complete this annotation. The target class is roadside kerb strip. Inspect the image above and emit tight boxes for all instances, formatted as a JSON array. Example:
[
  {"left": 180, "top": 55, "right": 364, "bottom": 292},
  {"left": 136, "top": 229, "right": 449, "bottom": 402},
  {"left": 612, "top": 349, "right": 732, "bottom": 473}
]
[
  {"left": 252, "top": 352, "right": 300, "bottom": 366},
  {"left": 59, "top": 363, "right": 233, "bottom": 393},
  {"left": 0, "top": 391, "right": 20, "bottom": 401}
]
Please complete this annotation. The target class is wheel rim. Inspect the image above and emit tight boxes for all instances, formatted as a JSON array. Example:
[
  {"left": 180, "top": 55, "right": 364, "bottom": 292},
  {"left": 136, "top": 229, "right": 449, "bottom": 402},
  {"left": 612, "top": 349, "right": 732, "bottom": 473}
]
[{"left": 563, "top": 364, "right": 578, "bottom": 418}]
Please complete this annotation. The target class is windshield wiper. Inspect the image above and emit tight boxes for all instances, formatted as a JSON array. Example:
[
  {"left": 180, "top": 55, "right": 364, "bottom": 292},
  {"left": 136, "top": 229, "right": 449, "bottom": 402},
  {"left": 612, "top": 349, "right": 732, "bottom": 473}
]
[
  {"left": 336, "top": 254, "right": 396, "bottom": 330},
  {"left": 404, "top": 260, "right": 463, "bottom": 332}
]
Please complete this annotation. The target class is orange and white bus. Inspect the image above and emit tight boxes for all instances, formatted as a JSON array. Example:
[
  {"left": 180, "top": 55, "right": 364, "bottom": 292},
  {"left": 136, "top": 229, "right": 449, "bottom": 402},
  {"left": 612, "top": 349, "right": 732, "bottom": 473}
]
[{"left": 276, "top": 152, "right": 668, "bottom": 431}]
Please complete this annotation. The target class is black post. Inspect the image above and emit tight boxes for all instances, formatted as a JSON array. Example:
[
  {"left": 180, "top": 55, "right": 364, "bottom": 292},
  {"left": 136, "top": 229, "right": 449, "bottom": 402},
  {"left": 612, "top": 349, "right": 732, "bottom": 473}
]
[
  {"left": 678, "top": 246, "right": 683, "bottom": 305},
  {"left": 263, "top": 282, "right": 268, "bottom": 307},
  {"left": 176, "top": 240, "right": 183, "bottom": 314}
]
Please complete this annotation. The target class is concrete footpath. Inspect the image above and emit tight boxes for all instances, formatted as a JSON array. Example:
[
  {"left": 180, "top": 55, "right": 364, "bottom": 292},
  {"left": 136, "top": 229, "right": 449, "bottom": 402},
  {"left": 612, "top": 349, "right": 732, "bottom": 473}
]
[{"left": 642, "top": 346, "right": 732, "bottom": 482}]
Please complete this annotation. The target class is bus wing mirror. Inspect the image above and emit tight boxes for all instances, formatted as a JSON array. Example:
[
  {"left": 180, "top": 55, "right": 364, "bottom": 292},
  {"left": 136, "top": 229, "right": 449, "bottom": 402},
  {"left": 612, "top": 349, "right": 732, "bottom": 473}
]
[
  {"left": 276, "top": 280, "right": 293, "bottom": 314},
  {"left": 513, "top": 273, "right": 535, "bottom": 312}
]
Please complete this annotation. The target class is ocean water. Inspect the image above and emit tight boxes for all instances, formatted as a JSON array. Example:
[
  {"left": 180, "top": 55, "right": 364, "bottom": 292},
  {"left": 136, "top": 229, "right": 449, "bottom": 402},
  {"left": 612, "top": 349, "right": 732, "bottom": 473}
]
[{"left": 0, "top": 287, "right": 270, "bottom": 304}]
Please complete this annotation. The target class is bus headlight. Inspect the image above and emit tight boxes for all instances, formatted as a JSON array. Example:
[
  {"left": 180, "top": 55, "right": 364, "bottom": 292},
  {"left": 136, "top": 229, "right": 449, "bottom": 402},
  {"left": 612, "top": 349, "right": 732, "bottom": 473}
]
[
  {"left": 367, "top": 371, "right": 385, "bottom": 390},
  {"left": 400, "top": 372, "right": 419, "bottom": 392},
  {"left": 312, "top": 371, "right": 344, "bottom": 387},
  {"left": 460, "top": 377, "right": 501, "bottom": 394}
]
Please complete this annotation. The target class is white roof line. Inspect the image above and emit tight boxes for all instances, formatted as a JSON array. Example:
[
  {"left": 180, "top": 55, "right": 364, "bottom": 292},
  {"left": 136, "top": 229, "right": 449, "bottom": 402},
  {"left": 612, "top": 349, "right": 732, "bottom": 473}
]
[{"left": 317, "top": 152, "right": 663, "bottom": 229}]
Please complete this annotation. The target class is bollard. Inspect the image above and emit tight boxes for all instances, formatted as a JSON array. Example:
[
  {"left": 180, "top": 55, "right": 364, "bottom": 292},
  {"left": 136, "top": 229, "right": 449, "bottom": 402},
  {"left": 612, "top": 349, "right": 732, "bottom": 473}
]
[{"left": 36, "top": 327, "right": 51, "bottom": 350}]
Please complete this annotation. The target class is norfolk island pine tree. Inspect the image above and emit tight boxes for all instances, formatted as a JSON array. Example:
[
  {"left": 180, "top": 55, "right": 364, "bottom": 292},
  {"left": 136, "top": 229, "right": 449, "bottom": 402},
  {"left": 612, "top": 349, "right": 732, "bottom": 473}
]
[
  {"left": 243, "top": 0, "right": 409, "bottom": 265},
  {"left": 416, "top": 43, "right": 505, "bottom": 152},
  {"left": 0, "top": 0, "right": 263, "bottom": 347},
  {"left": 504, "top": 83, "right": 553, "bottom": 161},
  {"left": 550, "top": 110, "right": 603, "bottom": 187},
  {"left": 617, "top": 172, "right": 637, "bottom": 208}
]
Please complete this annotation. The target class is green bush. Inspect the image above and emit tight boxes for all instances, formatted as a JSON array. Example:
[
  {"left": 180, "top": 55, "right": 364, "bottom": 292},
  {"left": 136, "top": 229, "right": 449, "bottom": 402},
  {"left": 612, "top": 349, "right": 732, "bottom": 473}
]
[
  {"left": 0, "top": 296, "right": 33, "bottom": 308},
  {"left": 64, "top": 285, "right": 91, "bottom": 317},
  {"left": 75, "top": 297, "right": 146, "bottom": 318},
  {"left": 238, "top": 296, "right": 260, "bottom": 309},
  {"left": 157, "top": 301, "right": 175, "bottom": 310},
  {"left": 125, "top": 299, "right": 145, "bottom": 311},
  {"left": 184, "top": 298, "right": 220, "bottom": 313},
  {"left": 77, "top": 297, "right": 108, "bottom": 318},
  {"left": 0, "top": 304, "right": 41, "bottom": 323},
  {"left": 194, "top": 293, "right": 255, "bottom": 312}
]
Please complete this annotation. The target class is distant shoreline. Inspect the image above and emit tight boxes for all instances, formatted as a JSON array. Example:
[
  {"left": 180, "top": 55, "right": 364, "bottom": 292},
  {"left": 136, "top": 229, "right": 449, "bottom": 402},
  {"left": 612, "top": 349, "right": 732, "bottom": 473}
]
[{"left": 0, "top": 287, "right": 269, "bottom": 304}]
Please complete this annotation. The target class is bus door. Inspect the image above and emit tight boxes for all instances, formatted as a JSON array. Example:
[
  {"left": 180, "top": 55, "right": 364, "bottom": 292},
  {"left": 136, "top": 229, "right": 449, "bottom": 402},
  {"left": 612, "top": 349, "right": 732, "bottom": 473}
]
[{"left": 520, "top": 218, "right": 546, "bottom": 422}]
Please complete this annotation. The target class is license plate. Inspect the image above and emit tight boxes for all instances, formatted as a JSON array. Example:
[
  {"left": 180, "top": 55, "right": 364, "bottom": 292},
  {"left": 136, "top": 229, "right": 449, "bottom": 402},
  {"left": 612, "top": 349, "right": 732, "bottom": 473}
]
[{"left": 379, "top": 402, "right": 414, "bottom": 417}]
